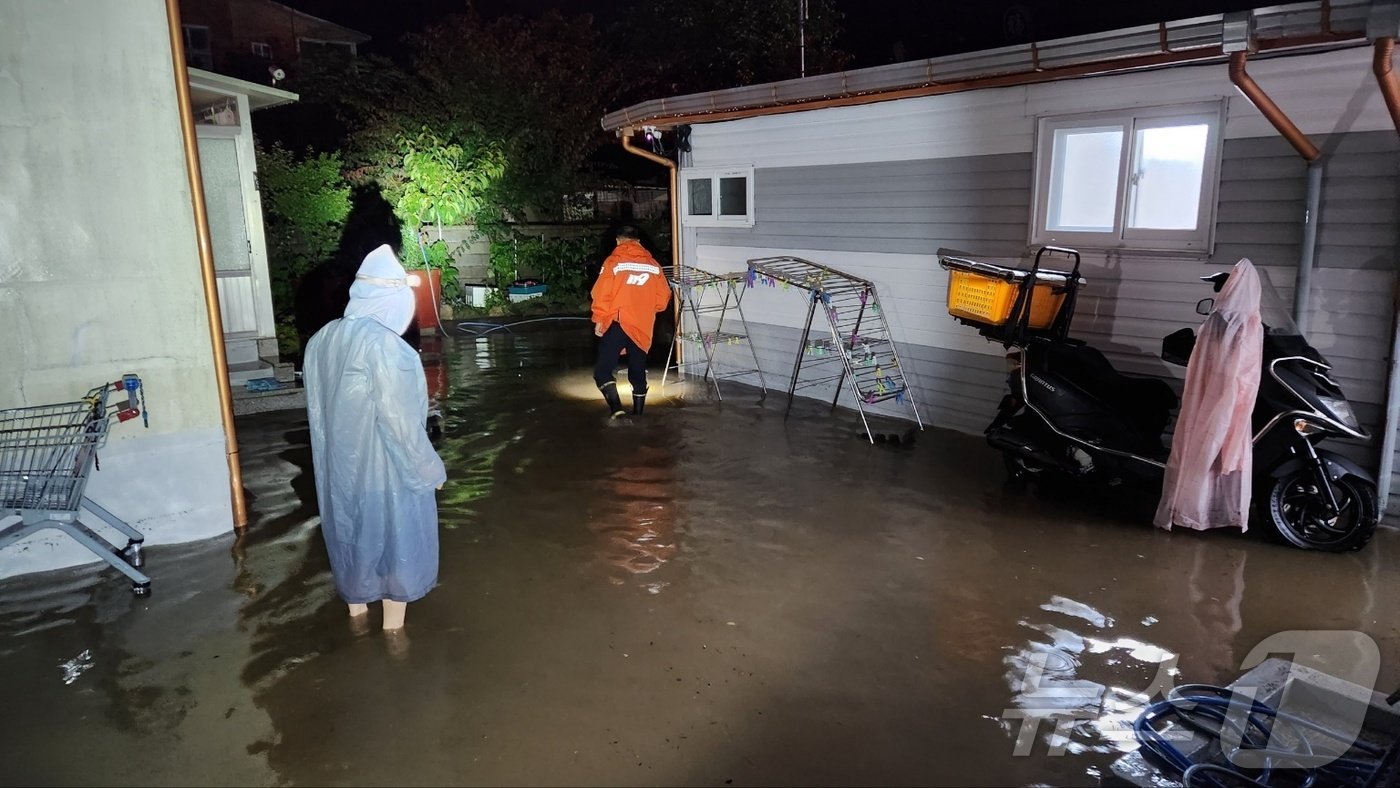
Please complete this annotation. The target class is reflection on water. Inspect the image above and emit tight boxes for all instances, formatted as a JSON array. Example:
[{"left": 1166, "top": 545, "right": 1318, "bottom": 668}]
[
  {"left": 586, "top": 443, "right": 678, "bottom": 587},
  {"left": 1001, "top": 541, "right": 1250, "bottom": 761},
  {"left": 1002, "top": 596, "right": 1180, "bottom": 757}
]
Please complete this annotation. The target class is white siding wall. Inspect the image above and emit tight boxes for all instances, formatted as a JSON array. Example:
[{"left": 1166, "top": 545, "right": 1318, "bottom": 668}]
[
  {"left": 680, "top": 45, "right": 1399, "bottom": 478},
  {"left": 689, "top": 47, "right": 1395, "bottom": 169}
]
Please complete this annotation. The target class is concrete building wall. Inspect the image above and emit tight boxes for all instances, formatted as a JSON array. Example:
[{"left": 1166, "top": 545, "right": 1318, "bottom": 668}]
[
  {"left": 680, "top": 46, "right": 1398, "bottom": 473},
  {"left": 0, "top": 0, "right": 235, "bottom": 575}
]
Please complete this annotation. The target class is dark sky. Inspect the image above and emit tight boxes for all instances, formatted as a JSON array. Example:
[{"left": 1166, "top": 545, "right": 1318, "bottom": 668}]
[{"left": 286, "top": 0, "right": 1263, "bottom": 69}]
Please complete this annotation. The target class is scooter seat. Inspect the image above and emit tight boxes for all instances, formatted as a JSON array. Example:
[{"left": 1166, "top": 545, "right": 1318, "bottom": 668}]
[{"left": 1044, "top": 341, "right": 1177, "bottom": 443}]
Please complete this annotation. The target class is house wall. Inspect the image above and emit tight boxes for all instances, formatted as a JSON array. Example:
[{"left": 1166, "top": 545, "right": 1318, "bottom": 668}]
[
  {"left": 0, "top": 0, "right": 236, "bottom": 575},
  {"left": 180, "top": 0, "right": 364, "bottom": 77},
  {"left": 681, "top": 46, "right": 1399, "bottom": 471}
]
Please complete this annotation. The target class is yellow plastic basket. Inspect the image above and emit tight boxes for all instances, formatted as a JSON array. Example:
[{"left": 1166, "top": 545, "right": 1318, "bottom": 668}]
[{"left": 943, "top": 260, "right": 1070, "bottom": 330}]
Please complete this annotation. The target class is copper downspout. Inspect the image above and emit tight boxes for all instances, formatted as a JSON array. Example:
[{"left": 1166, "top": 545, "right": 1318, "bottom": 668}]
[
  {"left": 164, "top": 0, "right": 249, "bottom": 529},
  {"left": 1374, "top": 36, "right": 1400, "bottom": 513},
  {"left": 1376, "top": 37, "right": 1400, "bottom": 134},
  {"left": 1228, "top": 51, "right": 1322, "bottom": 161},
  {"left": 619, "top": 131, "right": 683, "bottom": 371},
  {"left": 619, "top": 132, "right": 680, "bottom": 269}
]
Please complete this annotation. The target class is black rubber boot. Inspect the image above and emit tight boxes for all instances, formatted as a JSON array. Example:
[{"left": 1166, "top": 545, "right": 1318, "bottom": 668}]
[
  {"left": 600, "top": 381, "right": 626, "bottom": 417},
  {"left": 632, "top": 393, "right": 646, "bottom": 416}
]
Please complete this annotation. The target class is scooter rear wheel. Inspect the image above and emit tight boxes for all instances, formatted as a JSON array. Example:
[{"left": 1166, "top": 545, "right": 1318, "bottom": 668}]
[
  {"left": 1002, "top": 452, "right": 1045, "bottom": 484},
  {"left": 1266, "top": 472, "right": 1377, "bottom": 552}
]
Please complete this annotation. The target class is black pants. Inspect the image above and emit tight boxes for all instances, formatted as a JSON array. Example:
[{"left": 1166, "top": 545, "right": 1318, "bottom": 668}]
[{"left": 594, "top": 323, "right": 648, "bottom": 395}]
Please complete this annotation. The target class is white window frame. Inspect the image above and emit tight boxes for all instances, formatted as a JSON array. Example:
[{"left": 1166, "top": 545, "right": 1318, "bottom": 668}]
[
  {"left": 250, "top": 41, "right": 273, "bottom": 59},
  {"left": 681, "top": 166, "right": 755, "bottom": 228},
  {"left": 1030, "top": 101, "right": 1225, "bottom": 253}
]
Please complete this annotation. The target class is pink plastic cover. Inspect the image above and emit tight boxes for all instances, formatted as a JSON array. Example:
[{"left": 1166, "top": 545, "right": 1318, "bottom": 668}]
[{"left": 1154, "top": 258, "right": 1264, "bottom": 532}]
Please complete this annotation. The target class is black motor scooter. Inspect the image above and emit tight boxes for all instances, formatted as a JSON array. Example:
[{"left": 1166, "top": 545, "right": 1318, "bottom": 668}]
[{"left": 941, "top": 247, "right": 1378, "bottom": 552}]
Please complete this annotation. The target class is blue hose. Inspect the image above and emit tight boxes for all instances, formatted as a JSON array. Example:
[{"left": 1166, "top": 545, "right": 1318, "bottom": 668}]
[{"left": 1132, "top": 684, "right": 1384, "bottom": 788}]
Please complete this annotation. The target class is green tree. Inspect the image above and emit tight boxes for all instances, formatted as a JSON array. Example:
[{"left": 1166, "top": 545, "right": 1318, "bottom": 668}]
[
  {"left": 611, "top": 0, "right": 849, "bottom": 100},
  {"left": 256, "top": 144, "right": 352, "bottom": 317},
  {"left": 410, "top": 11, "right": 622, "bottom": 217}
]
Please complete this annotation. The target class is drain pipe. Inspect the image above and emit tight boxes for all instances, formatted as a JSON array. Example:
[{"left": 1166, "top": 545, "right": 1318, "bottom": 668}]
[
  {"left": 1371, "top": 14, "right": 1400, "bottom": 510},
  {"left": 164, "top": 0, "right": 249, "bottom": 529},
  {"left": 1227, "top": 49, "right": 1323, "bottom": 334},
  {"left": 619, "top": 130, "right": 683, "bottom": 367},
  {"left": 619, "top": 131, "right": 680, "bottom": 271}
]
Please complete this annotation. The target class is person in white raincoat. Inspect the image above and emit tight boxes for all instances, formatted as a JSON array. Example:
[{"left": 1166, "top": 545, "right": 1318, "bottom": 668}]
[
  {"left": 304, "top": 243, "right": 447, "bottom": 631},
  {"left": 1154, "top": 258, "right": 1264, "bottom": 532}
]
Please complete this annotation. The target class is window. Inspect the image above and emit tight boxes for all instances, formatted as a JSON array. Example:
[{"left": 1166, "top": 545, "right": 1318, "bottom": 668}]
[
  {"left": 183, "top": 24, "right": 213, "bottom": 70},
  {"left": 298, "top": 38, "right": 358, "bottom": 57},
  {"left": 1032, "top": 103, "right": 1223, "bottom": 252},
  {"left": 682, "top": 167, "right": 754, "bottom": 227},
  {"left": 250, "top": 41, "right": 273, "bottom": 59}
]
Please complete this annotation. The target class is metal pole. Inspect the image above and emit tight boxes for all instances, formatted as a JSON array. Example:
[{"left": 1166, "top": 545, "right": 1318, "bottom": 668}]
[
  {"left": 732, "top": 282, "right": 768, "bottom": 398},
  {"left": 830, "top": 289, "right": 868, "bottom": 412},
  {"left": 799, "top": 0, "right": 807, "bottom": 78},
  {"left": 165, "top": 0, "right": 248, "bottom": 529},
  {"left": 1295, "top": 160, "right": 1324, "bottom": 334},
  {"left": 1377, "top": 284, "right": 1400, "bottom": 514},
  {"left": 787, "top": 293, "right": 819, "bottom": 415}
]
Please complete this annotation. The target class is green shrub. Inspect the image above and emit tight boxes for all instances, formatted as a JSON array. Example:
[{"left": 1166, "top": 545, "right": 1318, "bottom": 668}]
[{"left": 257, "top": 144, "right": 351, "bottom": 328}]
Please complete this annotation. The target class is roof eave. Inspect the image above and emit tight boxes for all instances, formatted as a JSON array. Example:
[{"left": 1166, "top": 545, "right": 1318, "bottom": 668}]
[
  {"left": 601, "top": 0, "right": 1373, "bottom": 132},
  {"left": 188, "top": 67, "right": 300, "bottom": 110}
]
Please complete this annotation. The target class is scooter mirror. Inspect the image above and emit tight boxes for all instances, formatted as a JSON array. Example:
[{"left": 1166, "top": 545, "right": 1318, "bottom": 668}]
[{"left": 1196, "top": 297, "right": 1215, "bottom": 316}]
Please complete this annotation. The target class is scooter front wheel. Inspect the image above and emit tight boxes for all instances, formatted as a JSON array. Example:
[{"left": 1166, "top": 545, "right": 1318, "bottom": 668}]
[{"left": 1266, "top": 472, "right": 1377, "bottom": 552}]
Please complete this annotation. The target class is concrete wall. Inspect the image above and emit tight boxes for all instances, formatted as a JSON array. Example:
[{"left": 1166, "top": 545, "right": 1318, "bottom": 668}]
[
  {"left": 0, "top": 0, "right": 235, "bottom": 575},
  {"left": 680, "top": 46, "right": 1398, "bottom": 473}
]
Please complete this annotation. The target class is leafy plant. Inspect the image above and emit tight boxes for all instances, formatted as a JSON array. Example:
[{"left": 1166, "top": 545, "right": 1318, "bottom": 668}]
[
  {"left": 394, "top": 128, "right": 506, "bottom": 228},
  {"left": 486, "top": 231, "right": 596, "bottom": 298},
  {"left": 399, "top": 225, "right": 463, "bottom": 304},
  {"left": 256, "top": 144, "right": 352, "bottom": 345}
]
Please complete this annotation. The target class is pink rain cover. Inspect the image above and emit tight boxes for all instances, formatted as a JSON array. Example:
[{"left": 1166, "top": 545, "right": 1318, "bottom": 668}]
[{"left": 1154, "top": 259, "right": 1264, "bottom": 532}]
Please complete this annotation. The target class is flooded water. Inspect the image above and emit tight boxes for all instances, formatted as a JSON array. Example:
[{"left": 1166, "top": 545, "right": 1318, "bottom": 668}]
[{"left": 3, "top": 325, "right": 1398, "bottom": 786}]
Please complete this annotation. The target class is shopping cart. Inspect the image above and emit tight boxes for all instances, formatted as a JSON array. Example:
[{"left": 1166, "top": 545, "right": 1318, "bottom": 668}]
[{"left": 0, "top": 375, "right": 152, "bottom": 595}]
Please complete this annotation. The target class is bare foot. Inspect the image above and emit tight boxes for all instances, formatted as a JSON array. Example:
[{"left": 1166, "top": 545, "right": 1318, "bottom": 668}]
[{"left": 382, "top": 599, "right": 407, "bottom": 631}]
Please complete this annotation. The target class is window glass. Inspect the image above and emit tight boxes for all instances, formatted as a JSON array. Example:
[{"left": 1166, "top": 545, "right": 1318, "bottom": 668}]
[
  {"left": 1047, "top": 126, "right": 1123, "bottom": 233},
  {"left": 1126, "top": 124, "right": 1209, "bottom": 230},
  {"left": 718, "top": 176, "right": 747, "bottom": 216},
  {"left": 687, "top": 178, "right": 713, "bottom": 216}
]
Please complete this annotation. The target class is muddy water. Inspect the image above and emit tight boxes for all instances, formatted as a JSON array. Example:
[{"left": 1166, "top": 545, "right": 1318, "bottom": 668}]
[{"left": 2, "top": 325, "right": 1398, "bottom": 786}]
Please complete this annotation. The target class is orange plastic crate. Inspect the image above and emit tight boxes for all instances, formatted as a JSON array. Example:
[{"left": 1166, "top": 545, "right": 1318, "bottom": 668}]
[{"left": 945, "top": 266, "right": 1068, "bottom": 330}]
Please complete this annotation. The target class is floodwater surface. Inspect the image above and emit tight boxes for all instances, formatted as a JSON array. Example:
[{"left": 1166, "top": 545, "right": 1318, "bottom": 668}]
[{"left": 2, "top": 326, "right": 1398, "bottom": 786}]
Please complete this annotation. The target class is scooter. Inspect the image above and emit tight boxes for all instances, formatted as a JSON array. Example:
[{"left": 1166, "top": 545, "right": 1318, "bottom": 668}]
[{"left": 942, "top": 247, "right": 1378, "bottom": 552}]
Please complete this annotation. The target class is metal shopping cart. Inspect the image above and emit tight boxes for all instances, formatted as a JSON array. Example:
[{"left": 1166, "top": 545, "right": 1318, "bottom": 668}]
[{"left": 0, "top": 375, "right": 152, "bottom": 595}]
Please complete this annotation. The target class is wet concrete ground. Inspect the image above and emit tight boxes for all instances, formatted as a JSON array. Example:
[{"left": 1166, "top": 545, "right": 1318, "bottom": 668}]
[{"left": 2, "top": 325, "right": 1399, "bottom": 787}]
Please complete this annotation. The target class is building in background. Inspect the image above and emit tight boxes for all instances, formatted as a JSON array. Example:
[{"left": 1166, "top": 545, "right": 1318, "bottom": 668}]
[{"left": 178, "top": 0, "right": 369, "bottom": 86}]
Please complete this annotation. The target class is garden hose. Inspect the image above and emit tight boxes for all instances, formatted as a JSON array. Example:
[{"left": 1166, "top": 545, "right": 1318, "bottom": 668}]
[
  {"left": 455, "top": 316, "right": 593, "bottom": 336},
  {"left": 1131, "top": 683, "right": 1386, "bottom": 788}
]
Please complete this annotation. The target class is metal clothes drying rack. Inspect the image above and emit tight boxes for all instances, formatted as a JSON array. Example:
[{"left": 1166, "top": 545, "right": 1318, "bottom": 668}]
[
  {"left": 746, "top": 256, "right": 923, "bottom": 441},
  {"left": 661, "top": 266, "right": 767, "bottom": 400}
]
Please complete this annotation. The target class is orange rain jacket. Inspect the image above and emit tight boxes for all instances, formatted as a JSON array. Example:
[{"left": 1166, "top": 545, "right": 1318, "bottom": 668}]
[{"left": 591, "top": 240, "right": 671, "bottom": 351}]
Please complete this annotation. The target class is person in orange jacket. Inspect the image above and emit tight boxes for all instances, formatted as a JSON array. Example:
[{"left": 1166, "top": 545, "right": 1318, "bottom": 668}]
[{"left": 591, "top": 226, "right": 672, "bottom": 418}]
